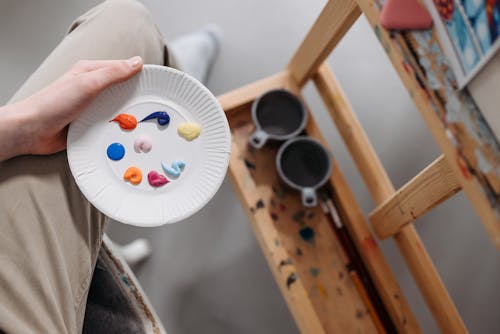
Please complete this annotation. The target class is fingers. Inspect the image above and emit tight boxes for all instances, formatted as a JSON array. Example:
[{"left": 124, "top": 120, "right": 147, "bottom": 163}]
[
  {"left": 80, "top": 56, "right": 143, "bottom": 94},
  {"left": 72, "top": 59, "right": 125, "bottom": 73}
]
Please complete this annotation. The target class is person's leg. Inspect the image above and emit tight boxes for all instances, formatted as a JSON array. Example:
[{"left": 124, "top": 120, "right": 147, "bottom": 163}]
[
  {"left": 0, "top": 1, "right": 166, "bottom": 333},
  {"left": 9, "top": 0, "right": 167, "bottom": 104}
]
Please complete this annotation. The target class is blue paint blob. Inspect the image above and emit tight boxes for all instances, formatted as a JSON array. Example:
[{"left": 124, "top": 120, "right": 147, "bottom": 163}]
[
  {"left": 107, "top": 143, "right": 125, "bottom": 161},
  {"left": 140, "top": 111, "right": 170, "bottom": 126},
  {"left": 161, "top": 160, "right": 185, "bottom": 177},
  {"left": 299, "top": 226, "right": 314, "bottom": 243}
]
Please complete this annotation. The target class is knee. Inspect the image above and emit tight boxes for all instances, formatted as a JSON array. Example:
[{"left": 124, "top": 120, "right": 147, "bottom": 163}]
[{"left": 100, "top": 0, "right": 152, "bottom": 24}]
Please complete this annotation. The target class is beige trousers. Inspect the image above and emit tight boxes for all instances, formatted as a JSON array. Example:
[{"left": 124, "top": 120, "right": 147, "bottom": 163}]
[{"left": 0, "top": 1, "right": 169, "bottom": 333}]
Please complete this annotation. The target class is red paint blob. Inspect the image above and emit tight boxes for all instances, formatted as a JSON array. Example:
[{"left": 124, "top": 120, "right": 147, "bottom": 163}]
[{"left": 147, "top": 171, "right": 169, "bottom": 187}]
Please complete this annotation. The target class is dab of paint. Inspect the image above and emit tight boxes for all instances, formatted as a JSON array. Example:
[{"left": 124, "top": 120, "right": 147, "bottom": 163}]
[
  {"left": 161, "top": 160, "right": 185, "bottom": 178},
  {"left": 177, "top": 122, "right": 202, "bottom": 141},
  {"left": 296, "top": 247, "right": 303, "bottom": 256},
  {"left": 299, "top": 227, "right": 315, "bottom": 243},
  {"left": 107, "top": 143, "right": 125, "bottom": 161},
  {"left": 244, "top": 158, "right": 256, "bottom": 170},
  {"left": 134, "top": 135, "right": 153, "bottom": 153},
  {"left": 317, "top": 284, "right": 328, "bottom": 298},
  {"left": 147, "top": 171, "right": 169, "bottom": 187},
  {"left": 140, "top": 111, "right": 170, "bottom": 126},
  {"left": 286, "top": 273, "right": 297, "bottom": 289},
  {"left": 123, "top": 166, "right": 142, "bottom": 185},
  {"left": 363, "top": 236, "right": 378, "bottom": 251},
  {"left": 293, "top": 211, "right": 305, "bottom": 224},
  {"left": 309, "top": 267, "right": 320, "bottom": 277},
  {"left": 278, "top": 258, "right": 293, "bottom": 271},
  {"left": 109, "top": 113, "right": 137, "bottom": 130}
]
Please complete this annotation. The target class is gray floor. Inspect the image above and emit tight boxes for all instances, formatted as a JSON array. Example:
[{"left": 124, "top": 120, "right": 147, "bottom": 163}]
[{"left": 1, "top": 1, "right": 499, "bottom": 333}]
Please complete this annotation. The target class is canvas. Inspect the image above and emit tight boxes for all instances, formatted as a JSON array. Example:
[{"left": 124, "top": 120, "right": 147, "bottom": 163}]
[{"left": 426, "top": 0, "right": 500, "bottom": 87}]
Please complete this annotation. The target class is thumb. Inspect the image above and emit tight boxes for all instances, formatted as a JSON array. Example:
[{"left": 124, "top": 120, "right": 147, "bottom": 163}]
[{"left": 84, "top": 56, "right": 143, "bottom": 92}]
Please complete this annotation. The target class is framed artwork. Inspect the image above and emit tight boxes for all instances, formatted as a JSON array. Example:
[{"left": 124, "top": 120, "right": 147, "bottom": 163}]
[{"left": 424, "top": 0, "right": 500, "bottom": 88}]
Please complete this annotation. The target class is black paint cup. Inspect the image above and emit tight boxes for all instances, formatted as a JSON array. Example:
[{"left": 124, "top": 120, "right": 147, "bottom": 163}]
[
  {"left": 249, "top": 89, "right": 307, "bottom": 149},
  {"left": 276, "top": 137, "right": 332, "bottom": 207}
]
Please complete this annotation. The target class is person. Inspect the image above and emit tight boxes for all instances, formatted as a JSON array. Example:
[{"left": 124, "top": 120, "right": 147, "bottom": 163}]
[{"left": 0, "top": 0, "right": 220, "bottom": 332}]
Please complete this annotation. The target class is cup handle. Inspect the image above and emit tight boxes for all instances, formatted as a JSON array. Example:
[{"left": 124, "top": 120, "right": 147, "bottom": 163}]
[
  {"left": 249, "top": 129, "right": 269, "bottom": 149},
  {"left": 302, "top": 188, "right": 317, "bottom": 207}
]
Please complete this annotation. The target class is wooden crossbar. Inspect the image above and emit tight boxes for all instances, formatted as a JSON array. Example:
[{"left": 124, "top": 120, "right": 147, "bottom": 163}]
[
  {"left": 217, "top": 71, "right": 291, "bottom": 114},
  {"left": 370, "top": 155, "right": 462, "bottom": 239}
]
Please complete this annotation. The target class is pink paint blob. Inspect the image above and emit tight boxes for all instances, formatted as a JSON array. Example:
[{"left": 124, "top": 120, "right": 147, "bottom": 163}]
[
  {"left": 147, "top": 171, "right": 169, "bottom": 187},
  {"left": 134, "top": 135, "right": 153, "bottom": 153}
]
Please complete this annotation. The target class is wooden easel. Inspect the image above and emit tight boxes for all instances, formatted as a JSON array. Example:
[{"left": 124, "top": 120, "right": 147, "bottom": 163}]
[{"left": 216, "top": 0, "right": 500, "bottom": 332}]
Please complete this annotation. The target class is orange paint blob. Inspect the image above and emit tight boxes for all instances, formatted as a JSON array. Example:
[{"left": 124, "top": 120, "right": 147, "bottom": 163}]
[
  {"left": 123, "top": 166, "right": 142, "bottom": 185},
  {"left": 110, "top": 113, "right": 137, "bottom": 130}
]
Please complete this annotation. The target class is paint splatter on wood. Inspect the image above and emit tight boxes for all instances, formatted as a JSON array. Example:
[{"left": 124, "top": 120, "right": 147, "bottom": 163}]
[
  {"left": 244, "top": 158, "right": 256, "bottom": 170},
  {"left": 247, "top": 146, "right": 256, "bottom": 156},
  {"left": 278, "top": 258, "right": 293, "bottom": 271},
  {"left": 272, "top": 185, "right": 286, "bottom": 199},
  {"left": 292, "top": 210, "right": 306, "bottom": 225},
  {"left": 286, "top": 273, "right": 297, "bottom": 289},
  {"left": 317, "top": 284, "right": 328, "bottom": 298},
  {"left": 363, "top": 236, "right": 377, "bottom": 251},
  {"left": 299, "top": 226, "right": 315, "bottom": 243},
  {"left": 309, "top": 267, "right": 320, "bottom": 277},
  {"left": 456, "top": 153, "right": 472, "bottom": 180},
  {"left": 306, "top": 211, "right": 316, "bottom": 220},
  {"left": 296, "top": 248, "right": 303, "bottom": 256},
  {"left": 256, "top": 199, "right": 265, "bottom": 209}
]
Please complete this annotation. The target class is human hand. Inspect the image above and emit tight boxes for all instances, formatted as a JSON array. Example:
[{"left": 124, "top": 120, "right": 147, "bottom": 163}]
[{"left": 0, "top": 56, "right": 143, "bottom": 160}]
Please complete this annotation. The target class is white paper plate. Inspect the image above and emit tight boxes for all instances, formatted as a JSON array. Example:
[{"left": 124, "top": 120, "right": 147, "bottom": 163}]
[{"left": 67, "top": 65, "right": 230, "bottom": 227}]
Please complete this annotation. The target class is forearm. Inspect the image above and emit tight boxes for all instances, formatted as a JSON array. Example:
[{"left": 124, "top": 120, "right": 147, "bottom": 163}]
[{"left": 0, "top": 100, "right": 33, "bottom": 161}]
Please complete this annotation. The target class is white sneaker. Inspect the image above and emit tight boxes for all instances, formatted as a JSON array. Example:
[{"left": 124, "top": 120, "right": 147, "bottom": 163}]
[
  {"left": 169, "top": 24, "right": 222, "bottom": 84},
  {"left": 118, "top": 238, "right": 153, "bottom": 266}
]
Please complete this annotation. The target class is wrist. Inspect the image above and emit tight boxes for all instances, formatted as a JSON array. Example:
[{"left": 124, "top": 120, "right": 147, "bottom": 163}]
[{"left": 0, "top": 100, "right": 36, "bottom": 160}]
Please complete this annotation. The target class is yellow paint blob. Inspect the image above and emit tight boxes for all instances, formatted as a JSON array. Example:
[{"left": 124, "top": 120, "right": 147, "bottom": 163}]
[{"left": 177, "top": 122, "right": 202, "bottom": 141}]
